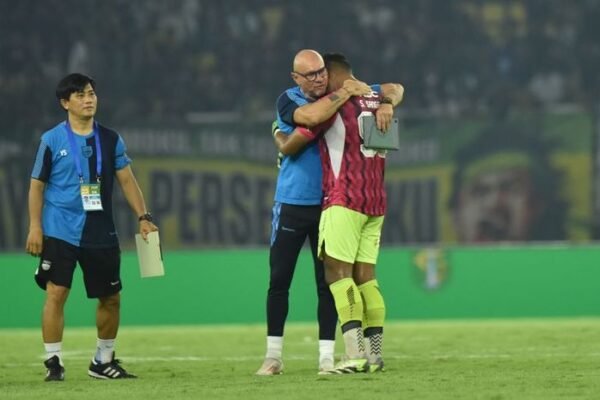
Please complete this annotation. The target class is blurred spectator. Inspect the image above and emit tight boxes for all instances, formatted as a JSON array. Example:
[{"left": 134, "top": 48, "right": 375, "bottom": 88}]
[
  {"left": 528, "top": 68, "right": 565, "bottom": 106},
  {"left": 0, "top": 0, "right": 598, "bottom": 142}
]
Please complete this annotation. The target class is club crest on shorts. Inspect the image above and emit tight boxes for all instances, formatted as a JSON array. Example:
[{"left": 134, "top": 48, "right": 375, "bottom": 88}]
[{"left": 41, "top": 260, "right": 52, "bottom": 271}]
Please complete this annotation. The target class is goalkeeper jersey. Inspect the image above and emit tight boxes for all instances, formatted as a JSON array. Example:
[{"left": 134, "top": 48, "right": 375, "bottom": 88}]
[{"left": 273, "top": 86, "right": 322, "bottom": 205}]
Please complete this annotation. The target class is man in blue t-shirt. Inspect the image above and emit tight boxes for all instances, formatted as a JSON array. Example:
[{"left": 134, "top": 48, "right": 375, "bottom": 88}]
[
  {"left": 26, "top": 73, "right": 158, "bottom": 382},
  {"left": 257, "top": 49, "right": 373, "bottom": 375}
]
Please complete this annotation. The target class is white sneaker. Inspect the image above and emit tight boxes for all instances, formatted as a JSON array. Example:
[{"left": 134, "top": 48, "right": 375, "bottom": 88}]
[
  {"left": 255, "top": 358, "right": 283, "bottom": 376},
  {"left": 318, "top": 357, "right": 334, "bottom": 375}
]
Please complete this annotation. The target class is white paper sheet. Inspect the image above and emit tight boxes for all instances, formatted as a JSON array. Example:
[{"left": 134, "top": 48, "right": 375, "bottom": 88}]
[{"left": 135, "top": 231, "right": 165, "bottom": 278}]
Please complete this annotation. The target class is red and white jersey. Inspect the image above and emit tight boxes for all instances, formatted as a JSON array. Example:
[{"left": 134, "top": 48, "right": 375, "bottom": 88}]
[{"left": 319, "top": 92, "right": 386, "bottom": 216}]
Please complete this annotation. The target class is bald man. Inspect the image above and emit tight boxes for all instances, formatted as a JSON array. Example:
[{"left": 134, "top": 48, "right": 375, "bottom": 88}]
[{"left": 256, "top": 49, "right": 372, "bottom": 376}]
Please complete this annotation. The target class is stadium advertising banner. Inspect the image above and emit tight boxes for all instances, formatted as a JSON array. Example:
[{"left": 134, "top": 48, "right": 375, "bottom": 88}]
[
  {"left": 384, "top": 112, "right": 594, "bottom": 244},
  {"left": 0, "top": 112, "right": 594, "bottom": 250},
  {"left": 116, "top": 159, "right": 276, "bottom": 247}
]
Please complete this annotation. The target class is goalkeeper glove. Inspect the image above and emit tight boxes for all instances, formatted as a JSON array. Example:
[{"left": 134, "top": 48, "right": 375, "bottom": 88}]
[{"left": 272, "top": 120, "right": 284, "bottom": 168}]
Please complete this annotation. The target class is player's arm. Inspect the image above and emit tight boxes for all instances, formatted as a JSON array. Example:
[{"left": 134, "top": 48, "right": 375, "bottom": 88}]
[
  {"left": 293, "top": 79, "right": 372, "bottom": 127},
  {"left": 26, "top": 178, "right": 45, "bottom": 256},
  {"left": 376, "top": 83, "right": 405, "bottom": 132},
  {"left": 116, "top": 166, "right": 158, "bottom": 240},
  {"left": 273, "top": 126, "right": 316, "bottom": 156},
  {"left": 380, "top": 83, "right": 404, "bottom": 107}
]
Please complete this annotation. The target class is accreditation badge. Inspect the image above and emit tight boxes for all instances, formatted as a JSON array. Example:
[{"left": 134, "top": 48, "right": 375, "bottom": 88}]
[{"left": 80, "top": 183, "right": 103, "bottom": 211}]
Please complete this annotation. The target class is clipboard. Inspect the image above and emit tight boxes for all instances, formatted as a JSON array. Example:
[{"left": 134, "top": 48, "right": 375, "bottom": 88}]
[
  {"left": 362, "top": 115, "right": 400, "bottom": 150},
  {"left": 135, "top": 231, "right": 165, "bottom": 278}
]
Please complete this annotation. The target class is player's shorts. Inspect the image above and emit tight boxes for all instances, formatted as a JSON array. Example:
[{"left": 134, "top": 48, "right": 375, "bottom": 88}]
[
  {"left": 34, "top": 236, "right": 122, "bottom": 298},
  {"left": 318, "top": 205, "right": 384, "bottom": 265}
]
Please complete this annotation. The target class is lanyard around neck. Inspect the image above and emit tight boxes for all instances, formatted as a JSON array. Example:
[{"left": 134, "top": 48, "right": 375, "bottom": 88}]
[{"left": 65, "top": 121, "right": 102, "bottom": 183}]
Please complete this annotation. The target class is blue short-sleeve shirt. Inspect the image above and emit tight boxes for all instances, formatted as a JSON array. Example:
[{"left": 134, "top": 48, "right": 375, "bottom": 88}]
[{"left": 31, "top": 121, "right": 131, "bottom": 248}]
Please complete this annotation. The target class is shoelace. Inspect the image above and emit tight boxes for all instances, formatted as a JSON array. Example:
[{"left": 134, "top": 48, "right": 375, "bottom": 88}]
[{"left": 108, "top": 358, "right": 128, "bottom": 373}]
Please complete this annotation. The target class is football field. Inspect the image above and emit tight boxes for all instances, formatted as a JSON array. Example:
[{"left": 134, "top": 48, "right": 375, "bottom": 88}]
[{"left": 1, "top": 318, "right": 599, "bottom": 399}]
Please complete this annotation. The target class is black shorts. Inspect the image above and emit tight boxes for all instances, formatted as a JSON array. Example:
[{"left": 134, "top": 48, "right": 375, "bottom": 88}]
[{"left": 34, "top": 236, "right": 122, "bottom": 298}]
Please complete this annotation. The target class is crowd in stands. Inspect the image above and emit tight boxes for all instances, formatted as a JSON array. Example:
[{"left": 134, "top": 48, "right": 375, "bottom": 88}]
[{"left": 1, "top": 0, "right": 599, "bottom": 140}]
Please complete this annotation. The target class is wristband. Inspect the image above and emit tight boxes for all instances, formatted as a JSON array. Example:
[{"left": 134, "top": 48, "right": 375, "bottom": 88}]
[
  {"left": 297, "top": 127, "right": 317, "bottom": 140},
  {"left": 381, "top": 97, "right": 394, "bottom": 105},
  {"left": 138, "top": 213, "right": 153, "bottom": 222}
]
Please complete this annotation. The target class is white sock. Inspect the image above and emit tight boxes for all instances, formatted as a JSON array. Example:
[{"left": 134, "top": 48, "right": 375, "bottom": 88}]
[
  {"left": 365, "top": 332, "right": 383, "bottom": 363},
  {"left": 95, "top": 338, "right": 115, "bottom": 363},
  {"left": 342, "top": 327, "right": 366, "bottom": 359},
  {"left": 266, "top": 336, "right": 283, "bottom": 360},
  {"left": 44, "top": 342, "right": 63, "bottom": 365},
  {"left": 364, "top": 335, "right": 372, "bottom": 362},
  {"left": 319, "top": 340, "right": 335, "bottom": 365}
]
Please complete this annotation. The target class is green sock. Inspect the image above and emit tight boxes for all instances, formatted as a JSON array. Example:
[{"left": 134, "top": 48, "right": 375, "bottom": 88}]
[
  {"left": 330, "top": 278, "right": 365, "bottom": 358},
  {"left": 329, "top": 278, "right": 363, "bottom": 326},
  {"left": 359, "top": 280, "right": 385, "bottom": 328},
  {"left": 359, "top": 280, "right": 385, "bottom": 362}
]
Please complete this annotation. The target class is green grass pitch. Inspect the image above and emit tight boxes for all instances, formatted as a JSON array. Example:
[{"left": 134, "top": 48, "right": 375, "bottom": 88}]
[{"left": 1, "top": 319, "right": 599, "bottom": 399}]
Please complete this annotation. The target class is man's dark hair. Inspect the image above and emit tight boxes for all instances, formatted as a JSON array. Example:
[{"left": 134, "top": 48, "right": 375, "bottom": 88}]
[
  {"left": 323, "top": 53, "right": 352, "bottom": 73},
  {"left": 55, "top": 73, "right": 96, "bottom": 102}
]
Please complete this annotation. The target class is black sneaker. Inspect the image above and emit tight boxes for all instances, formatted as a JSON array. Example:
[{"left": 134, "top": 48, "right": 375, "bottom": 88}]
[
  {"left": 44, "top": 355, "right": 65, "bottom": 382},
  {"left": 88, "top": 353, "right": 137, "bottom": 379}
]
